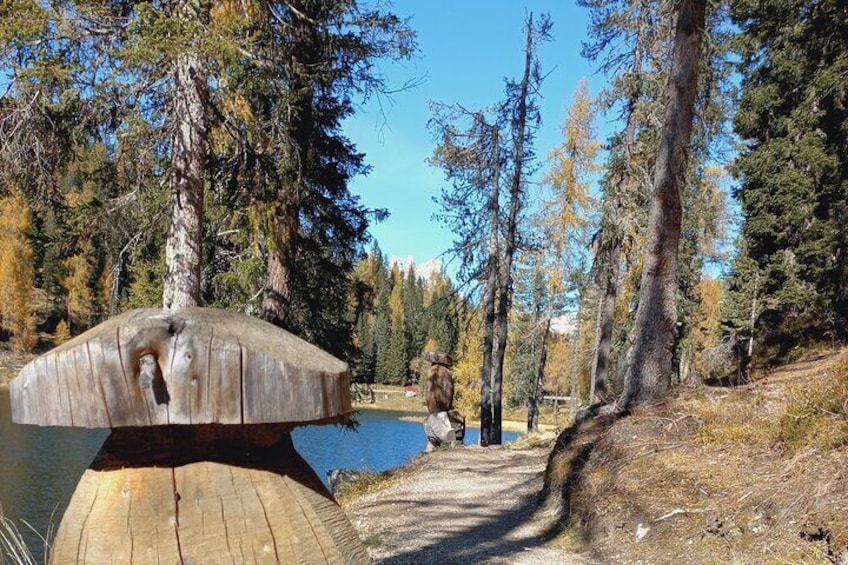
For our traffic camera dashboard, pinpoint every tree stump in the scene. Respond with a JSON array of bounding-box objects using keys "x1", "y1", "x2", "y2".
[{"x1": 9, "y1": 308, "x2": 369, "y2": 564}]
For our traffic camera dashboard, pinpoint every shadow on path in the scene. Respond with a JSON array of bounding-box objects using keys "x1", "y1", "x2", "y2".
[{"x1": 378, "y1": 471, "x2": 550, "y2": 565}]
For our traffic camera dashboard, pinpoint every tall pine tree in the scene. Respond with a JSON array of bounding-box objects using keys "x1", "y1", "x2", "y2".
[{"x1": 730, "y1": 0, "x2": 848, "y2": 345}]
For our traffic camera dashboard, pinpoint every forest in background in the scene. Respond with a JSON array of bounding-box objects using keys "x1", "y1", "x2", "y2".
[{"x1": 0, "y1": 1, "x2": 846, "y2": 440}]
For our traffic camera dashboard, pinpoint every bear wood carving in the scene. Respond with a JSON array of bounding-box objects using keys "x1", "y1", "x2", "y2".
[{"x1": 425, "y1": 362, "x2": 454, "y2": 414}]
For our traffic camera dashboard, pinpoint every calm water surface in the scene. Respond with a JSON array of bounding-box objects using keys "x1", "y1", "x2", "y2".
[{"x1": 0, "y1": 390, "x2": 517, "y2": 551}]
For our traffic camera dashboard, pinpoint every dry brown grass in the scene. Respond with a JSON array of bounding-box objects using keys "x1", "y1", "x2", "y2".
[
  {"x1": 334, "y1": 469, "x2": 398, "y2": 503},
  {"x1": 776, "y1": 355, "x2": 848, "y2": 452},
  {"x1": 545, "y1": 348, "x2": 848, "y2": 564},
  {"x1": 0, "y1": 511, "x2": 46, "y2": 565}
]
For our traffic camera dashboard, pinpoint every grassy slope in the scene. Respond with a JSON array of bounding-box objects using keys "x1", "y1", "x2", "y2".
[{"x1": 544, "y1": 348, "x2": 848, "y2": 564}]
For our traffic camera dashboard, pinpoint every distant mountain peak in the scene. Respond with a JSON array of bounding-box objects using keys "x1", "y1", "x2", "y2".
[{"x1": 389, "y1": 256, "x2": 443, "y2": 280}]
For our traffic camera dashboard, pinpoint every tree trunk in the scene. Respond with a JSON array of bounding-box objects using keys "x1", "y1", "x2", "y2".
[
  {"x1": 163, "y1": 0, "x2": 209, "y2": 311},
  {"x1": 569, "y1": 286, "x2": 587, "y2": 415},
  {"x1": 491, "y1": 15, "x2": 535, "y2": 445},
  {"x1": 50, "y1": 430, "x2": 369, "y2": 564},
  {"x1": 263, "y1": 188, "x2": 300, "y2": 329},
  {"x1": 528, "y1": 314, "x2": 551, "y2": 433},
  {"x1": 479, "y1": 123, "x2": 500, "y2": 447},
  {"x1": 110, "y1": 249, "x2": 126, "y2": 317},
  {"x1": 590, "y1": 11, "x2": 647, "y2": 400},
  {"x1": 619, "y1": 0, "x2": 707, "y2": 408},
  {"x1": 592, "y1": 242, "x2": 620, "y2": 401},
  {"x1": 589, "y1": 290, "x2": 602, "y2": 402},
  {"x1": 263, "y1": 245, "x2": 292, "y2": 327},
  {"x1": 262, "y1": 6, "x2": 316, "y2": 329},
  {"x1": 743, "y1": 271, "x2": 759, "y2": 380}
]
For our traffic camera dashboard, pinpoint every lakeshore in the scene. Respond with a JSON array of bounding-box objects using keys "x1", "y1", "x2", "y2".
[{"x1": 353, "y1": 385, "x2": 564, "y2": 433}]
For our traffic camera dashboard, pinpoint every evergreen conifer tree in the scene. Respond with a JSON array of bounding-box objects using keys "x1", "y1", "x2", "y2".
[{"x1": 730, "y1": 0, "x2": 848, "y2": 343}]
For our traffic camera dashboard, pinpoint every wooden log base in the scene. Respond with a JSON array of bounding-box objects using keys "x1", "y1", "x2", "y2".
[{"x1": 50, "y1": 431, "x2": 369, "y2": 564}]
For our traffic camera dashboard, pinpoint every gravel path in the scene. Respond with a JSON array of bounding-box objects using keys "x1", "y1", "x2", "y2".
[{"x1": 342, "y1": 444, "x2": 595, "y2": 565}]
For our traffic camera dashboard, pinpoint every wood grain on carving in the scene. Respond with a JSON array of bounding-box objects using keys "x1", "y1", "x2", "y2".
[
  {"x1": 49, "y1": 459, "x2": 369, "y2": 564},
  {"x1": 10, "y1": 308, "x2": 352, "y2": 427}
]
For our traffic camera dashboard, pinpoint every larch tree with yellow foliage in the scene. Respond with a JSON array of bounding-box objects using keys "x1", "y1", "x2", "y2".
[
  {"x1": 0, "y1": 192, "x2": 37, "y2": 352},
  {"x1": 542, "y1": 79, "x2": 600, "y2": 412},
  {"x1": 508, "y1": 79, "x2": 600, "y2": 430},
  {"x1": 688, "y1": 278, "x2": 724, "y2": 379},
  {"x1": 63, "y1": 246, "x2": 96, "y2": 332}
]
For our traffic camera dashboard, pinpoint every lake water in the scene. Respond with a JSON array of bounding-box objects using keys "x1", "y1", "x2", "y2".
[{"x1": 0, "y1": 390, "x2": 518, "y2": 552}]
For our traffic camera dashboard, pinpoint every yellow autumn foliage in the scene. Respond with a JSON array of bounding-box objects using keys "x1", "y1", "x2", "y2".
[
  {"x1": 0, "y1": 190, "x2": 37, "y2": 352},
  {"x1": 54, "y1": 319, "x2": 71, "y2": 345},
  {"x1": 691, "y1": 277, "x2": 724, "y2": 375},
  {"x1": 98, "y1": 266, "x2": 114, "y2": 318},
  {"x1": 543, "y1": 78, "x2": 601, "y2": 238},
  {"x1": 544, "y1": 334, "x2": 573, "y2": 396},
  {"x1": 63, "y1": 248, "x2": 95, "y2": 328},
  {"x1": 452, "y1": 309, "x2": 483, "y2": 419}
]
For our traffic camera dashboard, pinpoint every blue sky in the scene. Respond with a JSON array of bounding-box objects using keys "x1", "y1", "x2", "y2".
[{"x1": 343, "y1": 1, "x2": 610, "y2": 270}]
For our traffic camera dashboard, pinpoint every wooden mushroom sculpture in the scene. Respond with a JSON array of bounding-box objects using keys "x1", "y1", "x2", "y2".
[{"x1": 9, "y1": 307, "x2": 369, "y2": 564}]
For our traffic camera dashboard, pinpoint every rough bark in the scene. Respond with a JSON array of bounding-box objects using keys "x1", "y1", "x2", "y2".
[
  {"x1": 491, "y1": 17, "x2": 535, "y2": 445},
  {"x1": 619, "y1": 0, "x2": 707, "y2": 408},
  {"x1": 262, "y1": 5, "x2": 316, "y2": 329},
  {"x1": 589, "y1": 288, "x2": 602, "y2": 401},
  {"x1": 163, "y1": 0, "x2": 209, "y2": 311},
  {"x1": 590, "y1": 9, "x2": 649, "y2": 400},
  {"x1": 527, "y1": 315, "x2": 551, "y2": 433},
  {"x1": 479, "y1": 123, "x2": 500, "y2": 447},
  {"x1": 592, "y1": 243, "x2": 620, "y2": 401}
]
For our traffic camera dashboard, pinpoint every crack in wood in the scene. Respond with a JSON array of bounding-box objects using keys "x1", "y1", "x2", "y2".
[
  {"x1": 172, "y1": 468, "x2": 185, "y2": 565},
  {"x1": 117, "y1": 326, "x2": 152, "y2": 425},
  {"x1": 167, "y1": 331, "x2": 182, "y2": 424},
  {"x1": 205, "y1": 329, "x2": 213, "y2": 424},
  {"x1": 76, "y1": 480, "x2": 101, "y2": 564},
  {"x1": 126, "y1": 488, "x2": 133, "y2": 563},
  {"x1": 55, "y1": 353, "x2": 75, "y2": 426},
  {"x1": 247, "y1": 471, "x2": 280, "y2": 563},
  {"x1": 219, "y1": 497, "x2": 235, "y2": 564},
  {"x1": 238, "y1": 340, "x2": 244, "y2": 425}
]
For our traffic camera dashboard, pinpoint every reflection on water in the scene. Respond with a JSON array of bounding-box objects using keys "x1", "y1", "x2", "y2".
[
  {"x1": 0, "y1": 390, "x2": 107, "y2": 551},
  {"x1": 0, "y1": 390, "x2": 517, "y2": 552}
]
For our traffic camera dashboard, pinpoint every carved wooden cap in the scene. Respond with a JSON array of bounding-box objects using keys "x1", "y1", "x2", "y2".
[
  {"x1": 10, "y1": 308, "x2": 352, "y2": 428},
  {"x1": 424, "y1": 351, "x2": 453, "y2": 367}
]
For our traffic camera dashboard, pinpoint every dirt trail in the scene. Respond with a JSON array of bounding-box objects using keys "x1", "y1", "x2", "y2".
[{"x1": 342, "y1": 444, "x2": 595, "y2": 565}]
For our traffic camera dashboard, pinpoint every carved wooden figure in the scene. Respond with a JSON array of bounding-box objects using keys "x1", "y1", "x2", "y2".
[
  {"x1": 9, "y1": 307, "x2": 369, "y2": 564},
  {"x1": 425, "y1": 363, "x2": 454, "y2": 414},
  {"x1": 422, "y1": 352, "x2": 464, "y2": 448},
  {"x1": 423, "y1": 351, "x2": 454, "y2": 415}
]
